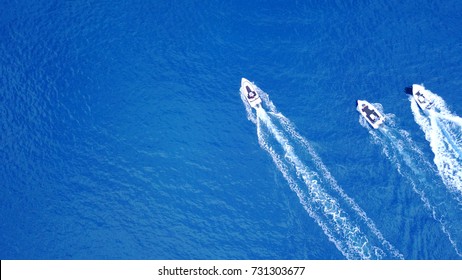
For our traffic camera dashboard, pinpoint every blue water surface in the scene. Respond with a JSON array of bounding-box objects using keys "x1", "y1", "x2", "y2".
[{"x1": 1, "y1": 0, "x2": 462, "y2": 259}]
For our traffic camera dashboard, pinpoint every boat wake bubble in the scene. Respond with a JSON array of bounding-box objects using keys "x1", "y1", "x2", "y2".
[
  {"x1": 409, "y1": 88, "x2": 462, "y2": 197},
  {"x1": 242, "y1": 83, "x2": 403, "y2": 259},
  {"x1": 360, "y1": 107, "x2": 462, "y2": 257}
]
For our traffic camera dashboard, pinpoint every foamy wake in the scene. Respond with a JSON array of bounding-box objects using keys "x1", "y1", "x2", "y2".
[
  {"x1": 359, "y1": 110, "x2": 462, "y2": 257},
  {"x1": 409, "y1": 88, "x2": 462, "y2": 196},
  {"x1": 241, "y1": 83, "x2": 403, "y2": 259}
]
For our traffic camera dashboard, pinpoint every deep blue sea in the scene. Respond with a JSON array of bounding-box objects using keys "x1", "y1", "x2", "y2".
[{"x1": 2, "y1": 0, "x2": 462, "y2": 260}]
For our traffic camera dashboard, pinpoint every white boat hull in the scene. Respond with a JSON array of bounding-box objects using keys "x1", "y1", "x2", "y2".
[
  {"x1": 356, "y1": 100, "x2": 385, "y2": 129},
  {"x1": 412, "y1": 84, "x2": 434, "y2": 111},
  {"x1": 240, "y1": 78, "x2": 262, "y2": 109}
]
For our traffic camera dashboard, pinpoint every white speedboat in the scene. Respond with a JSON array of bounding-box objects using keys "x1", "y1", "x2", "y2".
[
  {"x1": 356, "y1": 100, "x2": 385, "y2": 129},
  {"x1": 240, "y1": 78, "x2": 262, "y2": 109},
  {"x1": 411, "y1": 84, "x2": 434, "y2": 111}
]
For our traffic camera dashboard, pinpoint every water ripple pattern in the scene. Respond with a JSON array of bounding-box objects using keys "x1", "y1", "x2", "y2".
[
  {"x1": 2, "y1": 0, "x2": 462, "y2": 260},
  {"x1": 409, "y1": 86, "x2": 462, "y2": 197},
  {"x1": 359, "y1": 104, "x2": 462, "y2": 257},
  {"x1": 242, "y1": 82, "x2": 403, "y2": 259}
]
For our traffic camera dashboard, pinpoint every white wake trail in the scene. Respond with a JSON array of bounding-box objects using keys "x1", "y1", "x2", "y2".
[
  {"x1": 241, "y1": 82, "x2": 404, "y2": 259},
  {"x1": 375, "y1": 123, "x2": 462, "y2": 257},
  {"x1": 256, "y1": 107, "x2": 386, "y2": 259},
  {"x1": 256, "y1": 118, "x2": 343, "y2": 256},
  {"x1": 267, "y1": 109, "x2": 403, "y2": 259},
  {"x1": 410, "y1": 94, "x2": 462, "y2": 196},
  {"x1": 430, "y1": 111, "x2": 462, "y2": 159},
  {"x1": 358, "y1": 102, "x2": 462, "y2": 257}
]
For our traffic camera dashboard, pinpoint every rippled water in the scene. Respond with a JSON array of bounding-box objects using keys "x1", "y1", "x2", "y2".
[{"x1": 1, "y1": 0, "x2": 462, "y2": 259}]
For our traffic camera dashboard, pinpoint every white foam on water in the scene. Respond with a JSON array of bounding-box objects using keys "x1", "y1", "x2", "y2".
[
  {"x1": 431, "y1": 111, "x2": 462, "y2": 158},
  {"x1": 360, "y1": 103, "x2": 462, "y2": 257},
  {"x1": 240, "y1": 85, "x2": 403, "y2": 259},
  {"x1": 256, "y1": 107, "x2": 384, "y2": 259},
  {"x1": 256, "y1": 118, "x2": 345, "y2": 257},
  {"x1": 409, "y1": 94, "x2": 462, "y2": 196},
  {"x1": 268, "y1": 109, "x2": 402, "y2": 259},
  {"x1": 434, "y1": 111, "x2": 462, "y2": 127}
]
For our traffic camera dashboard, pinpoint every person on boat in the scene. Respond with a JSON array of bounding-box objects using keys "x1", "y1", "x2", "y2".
[
  {"x1": 246, "y1": 86, "x2": 256, "y2": 99},
  {"x1": 362, "y1": 105, "x2": 379, "y2": 123}
]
